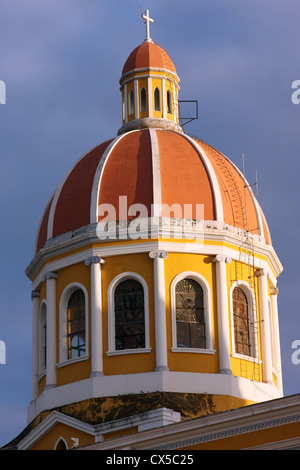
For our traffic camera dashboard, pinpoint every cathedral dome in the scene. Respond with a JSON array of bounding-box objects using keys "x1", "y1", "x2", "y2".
[
  {"x1": 122, "y1": 41, "x2": 177, "y2": 77},
  {"x1": 35, "y1": 128, "x2": 271, "y2": 254}
]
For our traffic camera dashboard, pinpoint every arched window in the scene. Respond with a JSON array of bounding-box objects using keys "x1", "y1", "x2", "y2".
[
  {"x1": 67, "y1": 289, "x2": 86, "y2": 359},
  {"x1": 154, "y1": 87, "x2": 161, "y2": 111},
  {"x1": 54, "y1": 437, "x2": 68, "y2": 450},
  {"x1": 128, "y1": 90, "x2": 134, "y2": 115},
  {"x1": 175, "y1": 279, "x2": 206, "y2": 349},
  {"x1": 114, "y1": 279, "x2": 145, "y2": 350},
  {"x1": 140, "y1": 87, "x2": 147, "y2": 112},
  {"x1": 39, "y1": 302, "x2": 47, "y2": 374},
  {"x1": 232, "y1": 286, "x2": 255, "y2": 357},
  {"x1": 167, "y1": 89, "x2": 172, "y2": 114}
]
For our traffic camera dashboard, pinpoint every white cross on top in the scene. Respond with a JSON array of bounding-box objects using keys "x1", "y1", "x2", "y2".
[{"x1": 142, "y1": 9, "x2": 154, "y2": 42}]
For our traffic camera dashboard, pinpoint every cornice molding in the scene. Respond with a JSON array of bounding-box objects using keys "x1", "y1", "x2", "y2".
[{"x1": 26, "y1": 219, "x2": 283, "y2": 284}]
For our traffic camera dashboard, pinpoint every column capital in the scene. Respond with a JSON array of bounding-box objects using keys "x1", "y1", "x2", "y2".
[
  {"x1": 85, "y1": 256, "x2": 105, "y2": 266},
  {"x1": 212, "y1": 254, "x2": 232, "y2": 264},
  {"x1": 42, "y1": 271, "x2": 58, "y2": 282},
  {"x1": 149, "y1": 250, "x2": 168, "y2": 259},
  {"x1": 255, "y1": 268, "x2": 269, "y2": 277},
  {"x1": 270, "y1": 287, "x2": 279, "y2": 295},
  {"x1": 31, "y1": 290, "x2": 40, "y2": 300}
]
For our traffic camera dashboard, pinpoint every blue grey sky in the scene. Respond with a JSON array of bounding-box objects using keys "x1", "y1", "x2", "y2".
[{"x1": 0, "y1": 0, "x2": 299, "y2": 447}]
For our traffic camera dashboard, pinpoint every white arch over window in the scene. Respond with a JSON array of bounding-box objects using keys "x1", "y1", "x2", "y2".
[
  {"x1": 59, "y1": 283, "x2": 89, "y2": 364},
  {"x1": 107, "y1": 272, "x2": 151, "y2": 355},
  {"x1": 39, "y1": 300, "x2": 47, "y2": 375},
  {"x1": 171, "y1": 271, "x2": 214, "y2": 353},
  {"x1": 54, "y1": 436, "x2": 68, "y2": 450},
  {"x1": 229, "y1": 280, "x2": 259, "y2": 361}
]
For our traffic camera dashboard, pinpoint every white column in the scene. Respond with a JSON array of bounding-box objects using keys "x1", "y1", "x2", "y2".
[
  {"x1": 255, "y1": 268, "x2": 273, "y2": 385},
  {"x1": 85, "y1": 256, "x2": 105, "y2": 377},
  {"x1": 42, "y1": 271, "x2": 58, "y2": 390},
  {"x1": 270, "y1": 286, "x2": 282, "y2": 393},
  {"x1": 173, "y1": 82, "x2": 177, "y2": 123},
  {"x1": 212, "y1": 255, "x2": 232, "y2": 375},
  {"x1": 124, "y1": 83, "x2": 128, "y2": 123},
  {"x1": 162, "y1": 78, "x2": 166, "y2": 119},
  {"x1": 149, "y1": 250, "x2": 169, "y2": 371},
  {"x1": 31, "y1": 290, "x2": 40, "y2": 401}
]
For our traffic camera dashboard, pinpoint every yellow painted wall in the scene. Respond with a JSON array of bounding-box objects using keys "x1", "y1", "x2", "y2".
[
  {"x1": 35, "y1": 238, "x2": 279, "y2": 393},
  {"x1": 152, "y1": 78, "x2": 162, "y2": 118},
  {"x1": 164, "y1": 252, "x2": 219, "y2": 373},
  {"x1": 102, "y1": 252, "x2": 156, "y2": 375}
]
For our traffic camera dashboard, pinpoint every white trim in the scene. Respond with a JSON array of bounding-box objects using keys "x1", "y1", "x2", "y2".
[
  {"x1": 148, "y1": 77, "x2": 153, "y2": 117},
  {"x1": 162, "y1": 78, "x2": 166, "y2": 118},
  {"x1": 58, "y1": 282, "x2": 89, "y2": 364},
  {"x1": 120, "y1": 67, "x2": 180, "y2": 84},
  {"x1": 170, "y1": 271, "x2": 213, "y2": 352},
  {"x1": 124, "y1": 83, "x2": 128, "y2": 123},
  {"x1": 54, "y1": 436, "x2": 68, "y2": 450},
  {"x1": 107, "y1": 272, "x2": 150, "y2": 354},
  {"x1": 229, "y1": 280, "x2": 259, "y2": 361},
  {"x1": 30, "y1": 237, "x2": 280, "y2": 292},
  {"x1": 149, "y1": 129, "x2": 162, "y2": 219},
  {"x1": 90, "y1": 133, "x2": 127, "y2": 224},
  {"x1": 182, "y1": 135, "x2": 224, "y2": 222},
  {"x1": 27, "y1": 370, "x2": 282, "y2": 425}
]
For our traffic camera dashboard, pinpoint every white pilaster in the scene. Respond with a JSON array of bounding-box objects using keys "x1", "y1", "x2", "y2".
[
  {"x1": 85, "y1": 256, "x2": 105, "y2": 377},
  {"x1": 42, "y1": 272, "x2": 58, "y2": 390},
  {"x1": 270, "y1": 286, "x2": 282, "y2": 393},
  {"x1": 212, "y1": 255, "x2": 232, "y2": 375},
  {"x1": 31, "y1": 290, "x2": 40, "y2": 401},
  {"x1": 124, "y1": 83, "x2": 128, "y2": 124},
  {"x1": 255, "y1": 268, "x2": 273, "y2": 385},
  {"x1": 162, "y1": 78, "x2": 166, "y2": 119},
  {"x1": 149, "y1": 250, "x2": 169, "y2": 371}
]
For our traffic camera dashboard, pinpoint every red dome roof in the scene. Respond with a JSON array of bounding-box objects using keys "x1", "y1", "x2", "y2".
[
  {"x1": 122, "y1": 41, "x2": 177, "y2": 77},
  {"x1": 35, "y1": 129, "x2": 271, "y2": 254}
]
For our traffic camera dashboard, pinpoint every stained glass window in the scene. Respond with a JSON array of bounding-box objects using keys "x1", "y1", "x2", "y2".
[
  {"x1": 114, "y1": 280, "x2": 145, "y2": 350},
  {"x1": 67, "y1": 289, "x2": 86, "y2": 359},
  {"x1": 175, "y1": 279, "x2": 205, "y2": 349},
  {"x1": 233, "y1": 287, "x2": 252, "y2": 357}
]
